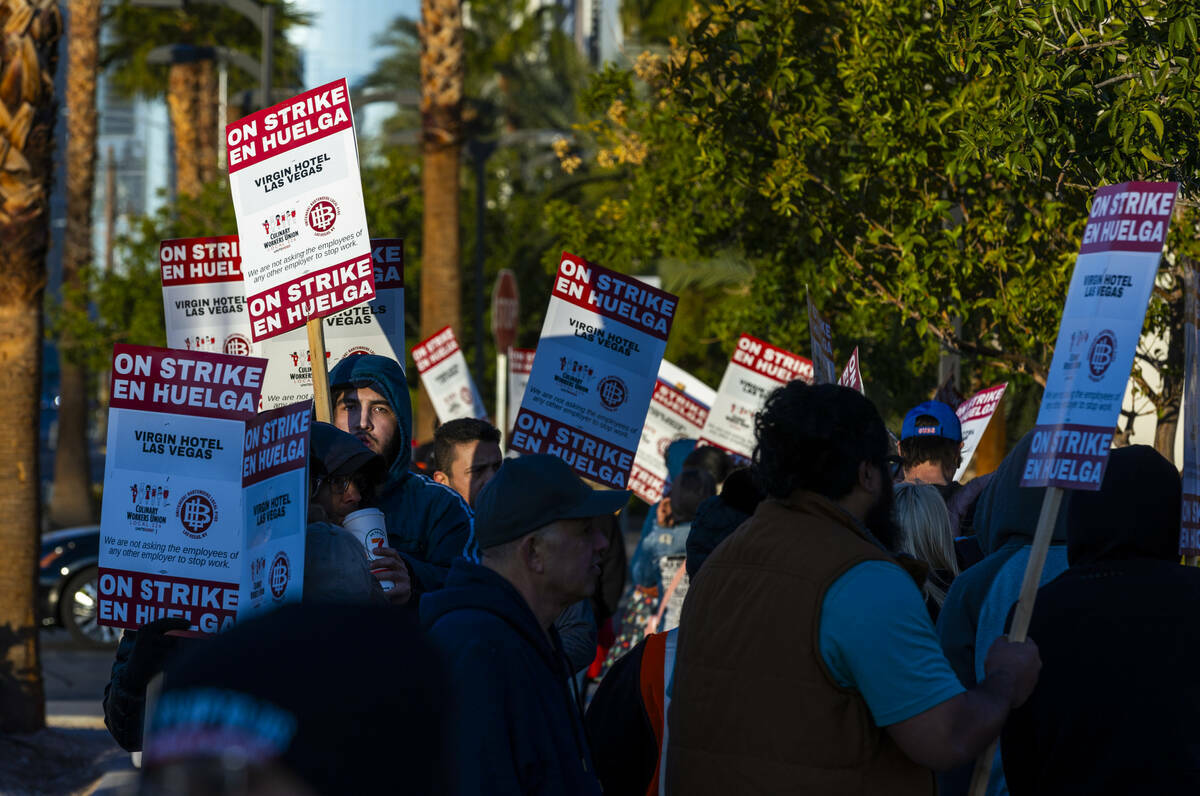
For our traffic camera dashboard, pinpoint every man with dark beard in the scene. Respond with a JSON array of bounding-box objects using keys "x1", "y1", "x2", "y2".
[{"x1": 665, "y1": 383, "x2": 1042, "y2": 795}]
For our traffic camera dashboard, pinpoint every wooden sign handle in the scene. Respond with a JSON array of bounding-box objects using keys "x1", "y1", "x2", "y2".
[
  {"x1": 967, "y1": 486, "x2": 1064, "y2": 796},
  {"x1": 307, "y1": 318, "x2": 332, "y2": 423}
]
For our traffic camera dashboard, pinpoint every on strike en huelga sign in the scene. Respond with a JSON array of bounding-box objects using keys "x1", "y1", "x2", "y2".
[
  {"x1": 629, "y1": 380, "x2": 710, "y2": 504},
  {"x1": 1022, "y1": 181, "x2": 1179, "y2": 490},
  {"x1": 657, "y1": 359, "x2": 717, "y2": 408},
  {"x1": 508, "y1": 347, "x2": 536, "y2": 434},
  {"x1": 226, "y1": 78, "x2": 375, "y2": 341},
  {"x1": 97, "y1": 345, "x2": 309, "y2": 636},
  {"x1": 160, "y1": 236, "x2": 406, "y2": 408},
  {"x1": 412, "y1": 326, "x2": 488, "y2": 423},
  {"x1": 698, "y1": 334, "x2": 813, "y2": 463},
  {"x1": 509, "y1": 252, "x2": 678, "y2": 489},
  {"x1": 953, "y1": 383, "x2": 1007, "y2": 482},
  {"x1": 1180, "y1": 265, "x2": 1200, "y2": 555},
  {"x1": 807, "y1": 293, "x2": 837, "y2": 384},
  {"x1": 838, "y1": 347, "x2": 864, "y2": 394}
]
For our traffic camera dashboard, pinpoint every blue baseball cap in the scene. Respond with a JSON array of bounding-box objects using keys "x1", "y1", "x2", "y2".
[
  {"x1": 900, "y1": 400, "x2": 962, "y2": 442},
  {"x1": 473, "y1": 455, "x2": 631, "y2": 549}
]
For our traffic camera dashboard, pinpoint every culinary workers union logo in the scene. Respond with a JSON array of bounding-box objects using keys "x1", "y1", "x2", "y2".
[
  {"x1": 223, "y1": 334, "x2": 251, "y2": 356},
  {"x1": 269, "y1": 552, "x2": 291, "y2": 600},
  {"x1": 177, "y1": 490, "x2": 217, "y2": 538},
  {"x1": 598, "y1": 375, "x2": 628, "y2": 411},
  {"x1": 306, "y1": 196, "x2": 339, "y2": 235},
  {"x1": 1087, "y1": 329, "x2": 1118, "y2": 382}
]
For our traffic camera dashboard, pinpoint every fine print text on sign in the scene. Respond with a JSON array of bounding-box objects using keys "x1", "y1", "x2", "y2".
[
  {"x1": 509, "y1": 252, "x2": 678, "y2": 489},
  {"x1": 1022, "y1": 181, "x2": 1179, "y2": 490},
  {"x1": 953, "y1": 383, "x2": 1007, "y2": 482},
  {"x1": 629, "y1": 380, "x2": 711, "y2": 504},
  {"x1": 98, "y1": 345, "x2": 307, "y2": 636},
  {"x1": 698, "y1": 334, "x2": 813, "y2": 463},
  {"x1": 226, "y1": 79, "x2": 374, "y2": 340},
  {"x1": 412, "y1": 326, "x2": 488, "y2": 424}
]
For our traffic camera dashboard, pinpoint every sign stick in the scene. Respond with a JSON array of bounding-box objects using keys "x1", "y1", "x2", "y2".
[
  {"x1": 307, "y1": 318, "x2": 332, "y2": 423},
  {"x1": 967, "y1": 485, "x2": 1065, "y2": 796},
  {"x1": 496, "y1": 350, "x2": 508, "y2": 451}
]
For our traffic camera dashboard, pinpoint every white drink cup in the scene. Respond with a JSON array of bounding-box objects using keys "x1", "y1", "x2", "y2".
[{"x1": 342, "y1": 508, "x2": 392, "y2": 591}]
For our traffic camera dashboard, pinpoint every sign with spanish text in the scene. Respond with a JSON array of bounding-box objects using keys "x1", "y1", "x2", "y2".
[
  {"x1": 97, "y1": 345, "x2": 309, "y2": 636},
  {"x1": 629, "y1": 380, "x2": 710, "y2": 504},
  {"x1": 1181, "y1": 264, "x2": 1200, "y2": 555},
  {"x1": 1022, "y1": 181, "x2": 1178, "y2": 490},
  {"x1": 953, "y1": 383, "x2": 1007, "y2": 482},
  {"x1": 698, "y1": 334, "x2": 813, "y2": 463},
  {"x1": 807, "y1": 294, "x2": 837, "y2": 384},
  {"x1": 838, "y1": 347, "x2": 864, "y2": 394},
  {"x1": 508, "y1": 347, "x2": 535, "y2": 434},
  {"x1": 413, "y1": 326, "x2": 488, "y2": 424},
  {"x1": 258, "y1": 239, "x2": 405, "y2": 407},
  {"x1": 161, "y1": 236, "x2": 405, "y2": 409},
  {"x1": 509, "y1": 253, "x2": 678, "y2": 488},
  {"x1": 657, "y1": 359, "x2": 716, "y2": 409},
  {"x1": 226, "y1": 78, "x2": 374, "y2": 341}
]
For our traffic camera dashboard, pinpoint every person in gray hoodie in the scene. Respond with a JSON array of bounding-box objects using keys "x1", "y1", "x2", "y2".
[{"x1": 935, "y1": 431, "x2": 1069, "y2": 796}]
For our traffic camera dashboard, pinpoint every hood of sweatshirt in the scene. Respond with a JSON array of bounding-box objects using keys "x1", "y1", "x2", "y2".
[{"x1": 972, "y1": 431, "x2": 1070, "y2": 556}]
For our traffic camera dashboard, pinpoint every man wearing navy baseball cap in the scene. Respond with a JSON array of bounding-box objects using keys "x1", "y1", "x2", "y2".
[{"x1": 420, "y1": 454, "x2": 624, "y2": 796}]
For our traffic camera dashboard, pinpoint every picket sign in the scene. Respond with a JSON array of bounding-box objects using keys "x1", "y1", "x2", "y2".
[
  {"x1": 807, "y1": 290, "x2": 837, "y2": 385},
  {"x1": 1181, "y1": 262, "x2": 1200, "y2": 556},
  {"x1": 225, "y1": 78, "x2": 374, "y2": 423},
  {"x1": 967, "y1": 180, "x2": 1179, "y2": 796},
  {"x1": 837, "y1": 347, "x2": 863, "y2": 393}
]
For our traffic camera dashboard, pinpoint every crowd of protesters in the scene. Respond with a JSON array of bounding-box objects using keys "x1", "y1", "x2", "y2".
[{"x1": 100, "y1": 353, "x2": 1198, "y2": 794}]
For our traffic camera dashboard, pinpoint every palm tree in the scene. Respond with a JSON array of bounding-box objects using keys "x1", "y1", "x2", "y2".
[
  {"x1": 417, "y1": 0, "x2": 465, "y2": 442},
  {"x1": 49, "y1": 0, "x2": 102, "y2": 530},
  {"x1": 0, "y1": 0, "x2": 61, "y2": 734},
  {"x1": 103, "y1": 0, "x2": 307, "y2": 197}
]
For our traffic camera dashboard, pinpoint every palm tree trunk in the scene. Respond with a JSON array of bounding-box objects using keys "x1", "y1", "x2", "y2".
[
  {"x1": 50, "y1": 0, "x2": 101, "y2": 529},
  {"x1": 418, "y1": 0, "x2": 464, "y2": 442},
  {"x1": 195, "y1": 57, "x2": 218, "y2": 186},
  {"x1": 0, "y1": 0, "x2": 62, "y2": 734},
  {"x1": 166, "y1": 60, "x2": 204, "y2": 197}
]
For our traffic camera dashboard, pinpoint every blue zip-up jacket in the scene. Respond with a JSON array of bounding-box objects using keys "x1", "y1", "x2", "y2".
[
  {"x1": 421, "y1": 559, "x2": 603, "y2": 796},
  {"x1": 936, "y1": 431, "x2": 1070, "y2": 796},
  {"x1": 327, "y1": 354, "x2": 473, "y2": 592}
]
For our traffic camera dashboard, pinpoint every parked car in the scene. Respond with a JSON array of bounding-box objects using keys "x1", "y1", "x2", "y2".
[{"x1": 38, "y1": 525, "x2": 120, "y2": 648}]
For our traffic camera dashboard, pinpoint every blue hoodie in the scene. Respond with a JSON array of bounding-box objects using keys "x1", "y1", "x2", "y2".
[
  {"x1": 327, "y1": 354, "x2": 473, "y2": 592},
  {"x1": 421, "y1": 559, "x2": 602, "y2": 796},
  {"x1": 935, "y1": 431, "x2": 1070, "y2": 796}
]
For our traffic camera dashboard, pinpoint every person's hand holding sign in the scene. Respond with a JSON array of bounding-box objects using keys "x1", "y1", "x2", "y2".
[{"x1": 370, "y1": 546, "x2": 412, "y2": 605}]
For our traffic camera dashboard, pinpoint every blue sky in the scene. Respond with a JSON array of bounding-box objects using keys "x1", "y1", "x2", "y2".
[{"x1": 291, "y1": 0, "x2": 418, "y2": 89}]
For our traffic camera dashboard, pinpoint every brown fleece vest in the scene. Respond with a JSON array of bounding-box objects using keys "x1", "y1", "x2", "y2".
[{"x1": 665, "y1": 492, "x2": 933, "y2": 795}]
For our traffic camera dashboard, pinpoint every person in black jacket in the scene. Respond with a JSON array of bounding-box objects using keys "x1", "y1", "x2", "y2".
[
  {"x1": 1001, "y1": 444, "x2": 1200, "y2": 794},
  {"x1": 420, "y1": 454, "x2": 627, "y2": 795}
]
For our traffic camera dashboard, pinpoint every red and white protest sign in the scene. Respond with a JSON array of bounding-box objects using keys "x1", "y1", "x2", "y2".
[
  {"x1": 1022, "y1": 181, "x2": 1178, "y2": 490},
  {"x1": 161, "y1": 236, "x2": 406, "y2": 408},
  {"x1": 953, "y1": 383, "x2": 1007, "y2": 482},
  {"x1": 226, "y1": 79, "x2": 374, "y2": 341},
  {"x1": 98, "y1": 345, "x2": 308, "y2": 635},
  {"x1": 492, "y1": 269, "x2": 520, "y2": 353},
  {"x1": 838, "y1": 347, "x2": 864, "y2": 394},
  {"x1": 698, "y1": 334, "x2": 813, "y2": 463},
  {"x1": 508, "y1": 347, "x2": 535, "y2": 434},
  {"x1": 807, "y1": 293, "x2": 837, "y2": 384},
  {"x1": 509, "y1": 252, "x2": 677, "y2": 488},
  {"x1": 413, "y1": 326, "x2": 488, "y2": 424},
  {"x1": 629, "y1": 380, "x2": 710, "y2": 504},
  {"x1": 657, "y1": 359, "x2": 716, "y2": 408},
  {"x1": 1181, "y1": 265, "x2": 1200, "y2": 555}
]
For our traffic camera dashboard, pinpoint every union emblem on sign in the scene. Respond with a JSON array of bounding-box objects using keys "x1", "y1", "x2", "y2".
[
  {"x1": 269, "y1": 552, "x2": 291, "y2": 600},
  {"x1": 176, "y1": 490, "x2": 217, "y2": 539}
]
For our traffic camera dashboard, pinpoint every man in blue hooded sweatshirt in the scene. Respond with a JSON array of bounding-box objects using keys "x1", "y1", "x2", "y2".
[
  {"x1": 935, "y1": 431, "x2": 1070, "y2": 796},
  {"x1": 422, "y1": 454, "x2": 624, "y2": 795},
  {"x1": 328, "y1": 354, "x2": 473, "y2": 593}
]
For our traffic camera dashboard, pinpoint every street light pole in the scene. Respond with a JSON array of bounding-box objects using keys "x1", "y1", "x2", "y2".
[{"x1": 260, "y1": 3, "x2": 274, "y2": 110}]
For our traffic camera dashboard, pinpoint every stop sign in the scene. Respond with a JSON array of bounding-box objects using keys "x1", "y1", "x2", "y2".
[{"x1": 491, "y1": 269, "x2": 520, "y2": 353}]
